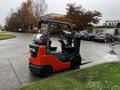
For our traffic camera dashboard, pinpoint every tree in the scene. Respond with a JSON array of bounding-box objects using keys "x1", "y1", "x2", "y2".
[
  {"x1": 66, "y1": 3, "x2": 102, "y2": 31},
  {"x1": 20, "y1": 0, "x2": 37, "y2": 30},
  {"x1": 32, "y1": 0, "x2": 47, "y2": 22},
  {"x1": 0, "y1": 24, "x2": 2, "y2": 30},
  {"x1": 5, "y1": 10, "x2": 20, "y2": 31},
  {"x1": 5, "y1": 0, "x2": 47, "y2": 32}
]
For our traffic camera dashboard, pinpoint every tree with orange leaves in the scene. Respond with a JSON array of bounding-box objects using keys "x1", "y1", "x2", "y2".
[
  {"x1": 20, "y1": 0, "x2": 37, "y2": 30},
  {"x1": 5, "y1": 0, "x2": 47, "y2": 32},
  {"x1": 66, "y1": 3, "x2": 102, "y2": 31}
]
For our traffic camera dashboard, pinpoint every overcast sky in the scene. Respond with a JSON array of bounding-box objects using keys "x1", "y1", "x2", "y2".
[{"x1": 0, "y1": 0, "x2": 120, "y2": 25}]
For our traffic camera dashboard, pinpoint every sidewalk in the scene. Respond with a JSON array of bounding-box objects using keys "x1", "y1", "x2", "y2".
[{"x1": 0, "y1": 30, "x2": 6, "y2": 33}]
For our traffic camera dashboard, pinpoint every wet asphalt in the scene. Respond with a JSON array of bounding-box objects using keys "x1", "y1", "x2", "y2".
[{"x1": 0, "y1": 32, "x2": 119, "y2": 90}]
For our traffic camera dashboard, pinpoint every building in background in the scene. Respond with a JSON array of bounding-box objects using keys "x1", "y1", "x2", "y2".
[
  {"x1": 93, "y1": 20, "x2": 120, "y2": 35},
  {"x1": 41, "y1": 13, "x2": 64, "y2": 20},
  {"x1": 103, "y1": 20, "x2": 120, "y2": 27}
]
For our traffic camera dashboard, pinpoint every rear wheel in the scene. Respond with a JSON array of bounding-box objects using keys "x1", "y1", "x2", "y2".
[
  {"x1": 40, "y1": 66, "x2": 53, "y2": 77},
  {"x1": 70, "y1": 56, "x2": 82, "y2": 69}
]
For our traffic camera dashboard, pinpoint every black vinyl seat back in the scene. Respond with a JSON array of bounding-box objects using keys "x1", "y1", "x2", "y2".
[
  {"x1": 66, "y1": 37, "x2": 72, "y2": 46},
  {"x1": 58, "y1": 40, "x2": 67, "y2": 53},
  {"x1": 49, "y1": 40, "x2": 57, "y2": 51},
  {"x1": 59, "y1": 39, "x2": 75, "y2": 54},
  {"x1": 59, "y1": 40, "x2": 66, "y2": 46}
]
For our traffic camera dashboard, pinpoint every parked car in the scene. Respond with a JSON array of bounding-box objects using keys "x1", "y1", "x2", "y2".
[
  {"x1": 18, "y1": 28, "x2": 23, "y2": 32},
  {"x1": 115, "y1": 35, "x2": 120, "y2": 41},
  {"x1": 82, "y1": 34, "x2": 89, "y2": 40},
  {"x1": 88, "y1": 33, "x2": 97, "y2": 41},
  {"x1": 75, "y1": 31, "x2": 88, "y2": 39},
  {"x1": 82, "y1": 33, "x2": 97, "y2": 41},
  {"x1": 94, "y1": 33, "x2": 115, "y2": 42}
]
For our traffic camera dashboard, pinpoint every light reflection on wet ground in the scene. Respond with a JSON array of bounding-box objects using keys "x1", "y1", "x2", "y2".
[{"x1": 81, "y1": 41, "x2": 119, "y2": 68}]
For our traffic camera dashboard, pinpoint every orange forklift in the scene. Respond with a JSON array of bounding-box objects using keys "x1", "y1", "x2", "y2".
[{"x1": 29, "y1": 20, "x2": 82, "y2": 76}]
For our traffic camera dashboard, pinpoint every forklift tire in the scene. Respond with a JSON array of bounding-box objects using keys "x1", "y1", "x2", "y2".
[
  {"x1": 40, "y1": 66, "x2": 53, "y2": 77},
  {"x1": 70, "y1": 57, "x2": 81, "y2": 69}
]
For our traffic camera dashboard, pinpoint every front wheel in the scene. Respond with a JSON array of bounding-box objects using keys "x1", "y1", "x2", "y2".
[{"x1": 70, "y1": 56, "x2": 82, "y2": 69}]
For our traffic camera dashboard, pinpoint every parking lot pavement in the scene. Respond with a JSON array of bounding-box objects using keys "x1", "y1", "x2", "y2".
[
  {"x1": 80, "y1": 41, "x2": 119, "y2": 68},
  {"x1": 0, "y1": 32, "x2": 36, "y2": 90},
  {"x1": 112, "y1": 43, "x2": 120, "y2": 59},
  {"x1": 0, "y1": 58, "x2": 20, "y2": 90},
  {"x1": 0, "y1": 32, "x2": 119, "y2": 90}
]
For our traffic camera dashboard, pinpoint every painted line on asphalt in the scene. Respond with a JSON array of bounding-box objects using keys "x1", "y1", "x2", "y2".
[{"x1": 8, "y1": 58, "x2": 22, "y2": 86}]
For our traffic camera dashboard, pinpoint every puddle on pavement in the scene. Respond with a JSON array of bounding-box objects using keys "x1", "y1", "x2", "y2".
[
  {"x1": 103, "y1": 54, "x2": 118, "y2": 61},
  {"x1": 81, "y1": 53, "x2": 119, "y2": 69},
  {"x1": 95, "y1": 52, "x2": 119, "y2": 64},
  {"x1": 108, "y1": 50, "x2": 116, "y2": 55}
]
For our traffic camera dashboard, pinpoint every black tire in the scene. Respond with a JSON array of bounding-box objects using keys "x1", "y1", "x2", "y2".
[
  {"x1": 70, "y1": 56, "x2": 82, "y2": 69},
  {"x1": 108, "y1": 39, "x2": 114, "y2": 43},
  {"x1": 91, "y1": 38, "x2": 94, "y2": 41},
  {"x1": 40, "y1": 66, "x2": 53, "y2": 77}
]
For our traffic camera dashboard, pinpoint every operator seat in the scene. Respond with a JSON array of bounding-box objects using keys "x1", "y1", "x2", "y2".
[
  {"x1": 58, "y1": 40, "x2": 75, "y2": 54},
  {"x1": 66, "y1": 37, "x2": 72, "y2": 46},
  {"x1": 49, "y1": 40, "x2": 57, "y2": 51},
  {"x1": 58, "y1": 40, "x2": 66, "y2": 53}
]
